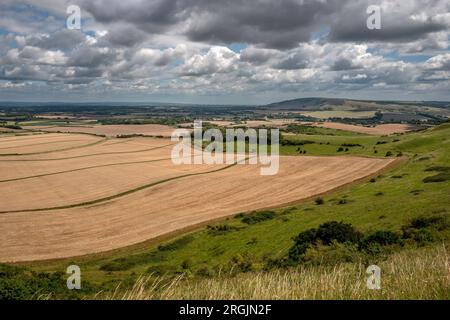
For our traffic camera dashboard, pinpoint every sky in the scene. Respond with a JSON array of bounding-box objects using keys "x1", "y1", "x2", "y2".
[{"x1": 0, "y1": 0, "x2": 449, "y2": 104}]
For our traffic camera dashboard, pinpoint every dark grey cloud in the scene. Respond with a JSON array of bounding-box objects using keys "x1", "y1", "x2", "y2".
[
  {"x1": 273, "y1": 52, "x2": 310, "y2": 70},
  {"x1": 331, "y1": 58, "x2": 360, "y2": 71},
  {"x1": 67, "y1": 46, "x2": 117, "y2": 68},
  {"x1": 328, "y1": 0, "x2": 449, "y2": 43},
  {"x1": 26, "y1": 30, "x2": 86, "y2": 51},
  {"x1": 79, "y1": 0, "x2": 341, "y2": 49},
  {"x1": 77, "y1": 0, "x2": 450, "y2": 50},
  {"x1": 100, "y1": 25, "x2": 149, "y2": 47}
]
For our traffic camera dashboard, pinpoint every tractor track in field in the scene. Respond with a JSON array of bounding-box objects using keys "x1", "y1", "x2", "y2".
[
  {"x1": 0, "y1": 142, "x2": 174, "y2": 161},
  {"x1": 0, "y1": 137, "x2": 108, "y2": 157},
  {"x1": 0, "y1": 161, "x2": 241, "y2": 215}
]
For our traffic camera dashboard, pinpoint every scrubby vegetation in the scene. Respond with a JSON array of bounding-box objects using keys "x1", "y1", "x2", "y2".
[
  {"x1": 240, "y1": 211, "x2": 277, "y2": 225},
  {"x1": 98, "y1": 243, "x2": 450, "y2": 300}
]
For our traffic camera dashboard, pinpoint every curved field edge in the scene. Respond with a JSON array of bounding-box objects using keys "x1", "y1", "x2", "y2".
[
  {"x1": 0, "y1": 161, "x2": 240, "y2": 214},
  {"x1": 0, "y1": 135, "x2": 107, "y2": 156},
  {"x1": 0, "y1": 142, "x2": 174, "y2": 162}
]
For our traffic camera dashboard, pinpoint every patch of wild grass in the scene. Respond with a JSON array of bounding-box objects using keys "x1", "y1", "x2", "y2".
[{"x1": 103, "y1": 244, "x2": 449, "y2": 300}]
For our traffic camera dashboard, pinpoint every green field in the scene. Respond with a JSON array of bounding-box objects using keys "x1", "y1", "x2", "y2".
[{"x1": 1, "y1": 123, "x2": 449, "y2": 299}]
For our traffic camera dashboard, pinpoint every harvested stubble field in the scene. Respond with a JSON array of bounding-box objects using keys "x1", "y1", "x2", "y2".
[
  {"x1": 0, "y1": 132, "x2": 396, "y2": 262},
  {"x1": 209, "y1": 119, "x2": 298, "y2": 128},
  {"x1": 31, "y1": 124, "x2": 178, "y2": 137},
  {"x1": 0, "y1": 133, "x2": 102, "y2": 155},
  {"x1": 309, "y1": 122, "x2": 413, "y2": 135}
]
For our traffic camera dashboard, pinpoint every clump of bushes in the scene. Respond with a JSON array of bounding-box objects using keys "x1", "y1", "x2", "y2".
[
  {"x1": 424, "y1": 166, "x2": 450, "y2": 172},
  {"x1": 359, "y1": 230, "x2": 402, "y2": 251},
  {"x1": 229, "y1": 253, "x2": 257, "y2": 273},
  {"x1": 285, "y1": 215, "x2": 449, "y2": 266},
  {"x1": 401, "y1": 215, "x2": 449, "y2": 245},
  {"x1": 315, "y1": 197, "x2": 325, "y2": 205},
  {"x1": 0, "y1": 264, "x2": 96, "y2": 299},
  {"x1": 281, "y1": 139, "x2": 315, "y2": 146},
  {"x1": 158, "y1": 235, "x2": 194, "y2": 252},
  {"x1": 241, "y1": 211, "x2": 276, "y2": 225},
  {"x1": 100, "y1": 251, "x2": 167, "y2": 271},
  {"x1": 207, "y1": 224, "x2": 240, "y2": 235},
  {"x1": 0, "y1": 125, "x2": 22, "y2": 130},
  {"x1": 341, "y1": 143, "x2": 362, "y2": 147},
  {"x1": 146, "y1": 264, "x2": 178, "y2": 276},
  {"x1": 423, "y1": 172, "x2": 450, "y2": 183},
  {"x1": 423, "y1": 165, "x2": 450, "y2": 183},
  {"x1": 407, "y1": 215, "x2": 449, "y2": 231},
  {"x1": 288, "y1": 221, "x2": 363, "y2": 263}
]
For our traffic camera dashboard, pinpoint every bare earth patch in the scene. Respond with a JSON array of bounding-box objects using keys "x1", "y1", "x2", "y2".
[{"x1": 0, "y1": 135, "x2": 395, "y2": 262}]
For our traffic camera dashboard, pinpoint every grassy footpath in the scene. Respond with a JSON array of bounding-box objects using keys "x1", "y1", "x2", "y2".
[{"x1": 1, "y1": 123, "x2": 449, "y2": 299}]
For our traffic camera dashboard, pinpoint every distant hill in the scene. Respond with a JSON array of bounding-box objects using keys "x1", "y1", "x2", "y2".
[
  {"x1": 263, "y1": 97, "x2": 450, "y2": 122},
  {"x1": 265, "y1": 97, "x2": 347, "y2": 110},
  {"x1": 265, "y1": 97, "x2": 450, "y2": 111}
]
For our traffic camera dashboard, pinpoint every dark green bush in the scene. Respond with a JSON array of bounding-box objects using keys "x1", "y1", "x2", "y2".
[
  {"x1": 100, "y1": 251, "x2": 167, "y2": 271},
  {"x1": 241, "y1": 211, "x2": 276, "y2": 225},
  {"x1": 158, "y1": 235, "x2": 194, "y2": 252},
  {"x1": 423, "y1": 172, "x2": 450, "y2": 183},
  {"x1": 315, "y1": 197, "x2": 325, "y2": 205},
  {"x1": 403, "y1": 228, "x2": 434, "y2": 245},
  {"x1": 341, "y1": 143, "x2": 362, "y2": 147},
  {"x1": 207, "y1": 224, "x2": 240, "y2": 235},
  {"x1": 424, "y1": 166, "x2": 450, "y2": 172},
  {"x1": 359, "y1": 230, "x2": 402, "y2": 250},
  {"x1": 195, "y1": 266, "x2": 215, "y2": 277},
  {"x1": 288, "y1": 221, "x2": 362, "y2": 263},
  {"x1": 408, "y1": 215, "x2": 449, "y2": 231},
  {"x1": 0, "y1": 264, "x2": 96, "y2": 299},
  {"x1": 315, "y1": 221, "x2": 363, "y2": 245}
]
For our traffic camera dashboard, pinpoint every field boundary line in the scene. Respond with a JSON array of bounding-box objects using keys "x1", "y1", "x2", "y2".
[
  {"x1": 0, "y1": 139, "x2": 89, "y2": 150},
  {"x1": 0, "y1": 159, "x2": 248, "y2": 215},
  {"x1": 0, "y1": 136, "x2": 108, "y2": 157},
  {"x1": 0, "y1": 142, "x2": 175, "y2": 161},
  {"x1": 0, "y1": 157, "x2": 177, "y2": 183}
]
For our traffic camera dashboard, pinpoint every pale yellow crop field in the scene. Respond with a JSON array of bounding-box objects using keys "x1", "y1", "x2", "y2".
[
  {"x1": 32, "y1": 124, "x2": 178, "y2": 137},
  {"x1": 0, "y1": 132, "x2": 395, "y2": 262}
]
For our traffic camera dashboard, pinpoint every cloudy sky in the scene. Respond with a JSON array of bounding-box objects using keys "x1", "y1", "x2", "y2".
[{"x1": 0, "y1": 0, "x2": 449, "y2": 104}]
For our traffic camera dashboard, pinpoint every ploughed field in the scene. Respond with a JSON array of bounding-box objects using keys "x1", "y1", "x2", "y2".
[{"x1": 0, "y1": 132, "x2": 395, "y2": 262}]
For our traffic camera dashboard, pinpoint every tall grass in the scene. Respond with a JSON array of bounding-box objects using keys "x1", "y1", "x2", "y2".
[{"x1": 104, "y1": 244, "x2": 449, "y2": 300}]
